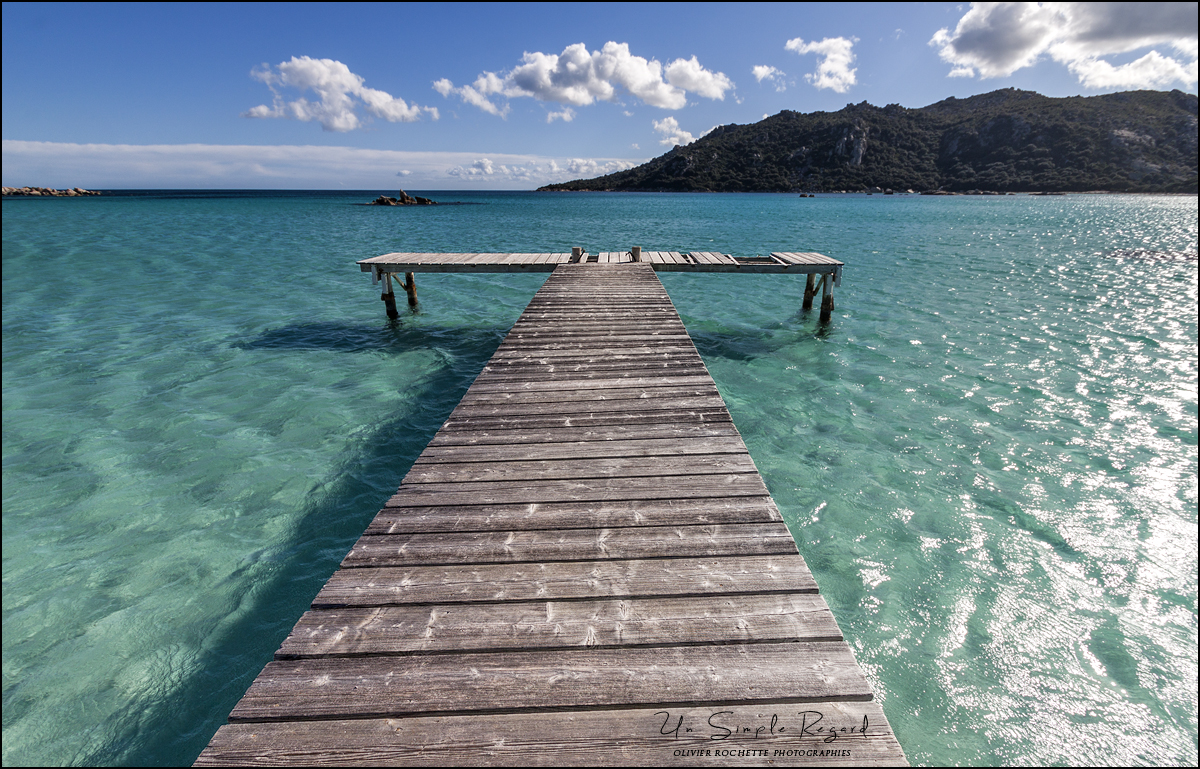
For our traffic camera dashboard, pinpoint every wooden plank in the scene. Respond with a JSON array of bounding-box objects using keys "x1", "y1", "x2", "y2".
[
  {"x1": 277, "y1": 594, "x2": 843, "y2": 658},
  {"x1": 401, "y1": 453, "x2": 758, "y2": 485},
  {"x1": 426, "y1": 422, "x2": 743, "y2": 447},
  {"x1": 343, "y1": 522, "x2": 794, "y2": 567},
  {"x1": 456, "y1": 384, "x2": 718, "y2": 405},
  {"x1": 199, "y1": 701, "x2": 906, "y2": 767},
  {"x1": 414, "y1": 434, "x2": 741, "y2": 461},
  {"x1": 313, "y1": 553, "x2": 814, "y2": 607},
  {"x1": 484, "y1": 351, "x2": 704, "y2": 367},
  {"x1": 228, "y1": 642, "x2": 873, "y2": 722},
  {"x1": 367, "y1": 496, "x2": 781, "y2": 533},
  {"x1": 445, "y1": 397, "x2": 727, "y2": 419},
  {"x1": 437, "y1": 409, "x2": 733, "y2": 433},
  {"x1": 499, "y1": 334, "x2": 695, "y2": 347},
  {"x1": 469, "y1": 367, "x2": 714, "y2": 385}
]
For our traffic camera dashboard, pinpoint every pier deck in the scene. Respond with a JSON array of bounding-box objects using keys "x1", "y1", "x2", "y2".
[
  {"x1": 358, "y1": 250, "x2": 844, "y2": 274},
  {"x1": 197, "y1": 263, "x2": 905, "y2": 766}
]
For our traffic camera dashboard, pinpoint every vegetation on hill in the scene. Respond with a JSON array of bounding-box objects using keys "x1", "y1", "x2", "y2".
[{"x1": 538, "y1": 89, "x2": 1198, "y2": 193}]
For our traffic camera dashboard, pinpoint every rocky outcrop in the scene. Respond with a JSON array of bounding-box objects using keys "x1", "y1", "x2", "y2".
[
  {"x1": 369, "y1": 190, "x2": 435, "y2": 205},
  {"x1": 2, "y1": 186, "x2": 100, "y2": 196}
]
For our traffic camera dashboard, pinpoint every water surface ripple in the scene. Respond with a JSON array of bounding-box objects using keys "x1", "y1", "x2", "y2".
[{"x1": 2, "y1": 191, "x2": 1196, "y2": 766}]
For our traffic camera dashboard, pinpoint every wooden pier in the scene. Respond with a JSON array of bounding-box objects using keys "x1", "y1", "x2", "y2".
[
  {"x1": 359, "y1": 250, "x2": 844, "y2": 321},
  {"x1": 198, "y1": 261, "x2": 905, "y2": 766}
]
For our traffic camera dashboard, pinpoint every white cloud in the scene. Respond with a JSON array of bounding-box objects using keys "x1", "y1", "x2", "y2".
[
  {"x1": 631, "y1": 143, "x2": 640, "y2": 149},
  {"x1": 785, "y1": 37, "x2": 859, "y2": 93},
  {"x1": 930, "y1": 2, "x2": 1198, "y2": 89},
  {"x1": 547, "y1": 107, "x2": 575, "y2": 123},
  {"x1": 1, "y1": 140, "x2": 646, "y2": 190},
  {"x1": 664, "y1": 56, "x2": 734, "y2": 99},
  {"x1": 245, "y1": 56, "x2": 437, "y2": 132},
  {"x1": 443, "y1": 156, "x2": 638, "y2": 182},
  {"x1": 653, "y1": 116, "x2": 695, "y2": 146},
  {"x1": 434, "y1": 42, "x2": 733, "y2": 116},
  {"x1": 752, "y1": 64, "x2": 787, "y2": 91}
]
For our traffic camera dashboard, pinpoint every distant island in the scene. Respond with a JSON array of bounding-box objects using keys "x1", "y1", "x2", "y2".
[
  {"x1": 3, "y1": 186, "x2": 100, "y2": 197},
  {"x1": 538, "y1": 89, "x2": 1198, "y2": 194}
]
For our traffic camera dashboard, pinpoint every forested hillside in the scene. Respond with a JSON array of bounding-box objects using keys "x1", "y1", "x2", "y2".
[{"x1": 539, "y1": 89, "x2": 1198, "y2": 193}]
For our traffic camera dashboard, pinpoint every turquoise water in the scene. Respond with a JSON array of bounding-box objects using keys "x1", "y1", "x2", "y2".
[{"x1": 2, "y1": 191, "x2": 1196, "y2": 766}]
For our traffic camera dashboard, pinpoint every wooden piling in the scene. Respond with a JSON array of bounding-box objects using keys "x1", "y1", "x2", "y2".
[
  {"x1": 402, "y1": 272, "x2": 418, "y2": 306},
  {"x1": 381, "y1": 273, "x2": 400, "y2": 319},
  {"x1": 802, "y1": 273, "x2": 817, "y2": 310},
  {"x1": 631, "y1": 245, "x2": 642, "y2": 262},
  {"x1": 819, "y1": 274, "x2": 835, "y2": 323}
]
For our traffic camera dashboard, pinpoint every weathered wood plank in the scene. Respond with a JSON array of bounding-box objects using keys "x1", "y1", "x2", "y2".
[
  {"x1": 480, "y1": 356, "x2": 705, "y2": 372},
  {"x1": 369, "y1": 496, "x2": 780, "y2": 533},
  {"x1": 384, "y1": 473, "x2": 769, "y2": 507},
  {"x1": 199, "y1": 701, "x2": 905, "y2": 767},
  {"x1": 277, "y1": 593, "x2": 843, "y2": 658},
  {"x1": 455, "y1": 384, "x2": 719, "y2": 406},
  {"x1": 426, "y1": 422, "x2": 742, "y2": 447},
  {"x1": 414, "y1": 434, "x2": 743, "y2": 462},
  {"x1": 342, "y1": 522, "x2": 795, "y2": 567},
  {"x1": 228, "y1": 642, "x2": 873, "y2": 722},
  {"x1": 313, "y1": 553, "x2": 815, "y2": 607},
  {"x1": 438, "y1": 408, "x2": 733, "y2": 432},
  {"x1": 401, "y1": 453, "x2": 758, "y2": 485},
  {"x1": 445, "y1": 396, "x2": 730, "y2": 419},
  {"x1": 489, "y1": 342, "x2": 698, "y2": 354},
  {"x1": 471, "y1": 367, "x2": 712, "y2": 384}
]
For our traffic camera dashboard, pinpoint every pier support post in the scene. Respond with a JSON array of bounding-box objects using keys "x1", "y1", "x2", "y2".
[
  {"x1": 572, "y1": 247, "x2": 583, "y2": 263},
  {"x1": 402, "y1": 272, "x2": 418, "y2": 306},
  {"x1": 802, "y1": 274, "x2": 817, "y2": 310},
  {"x1": 631, "y1": 246, "x2": 642, "y2": 262},
  {"x1": 819, "y1": 274, "x2": 835, "y2": 323},
  {"x1": 381, "y1": 273, "x2": 400, "y2": 319}
]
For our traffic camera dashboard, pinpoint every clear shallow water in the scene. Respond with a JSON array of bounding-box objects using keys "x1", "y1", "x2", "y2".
[{"x1": 2, "y1": 191, "x2": 1196, "y2": 766}]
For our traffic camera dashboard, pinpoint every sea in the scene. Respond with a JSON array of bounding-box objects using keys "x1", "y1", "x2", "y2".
[{"x1": 2, "y1": 190, "x2": 1196, "y2": 766}]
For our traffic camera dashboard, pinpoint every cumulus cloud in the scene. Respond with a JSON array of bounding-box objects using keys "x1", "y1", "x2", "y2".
[
  {"x1": 435, "y1": 42, "x2": 733, "y2": 116},
  {"x1": 652, "y1": 116, "x2": 695, "y2": 146},
  {"x1": 1, "y1": 140, "x2": 645, "y2": 190},
  {"x1": 664, "y1": 56, "x2": 735, "y2": 99},
  {"x1": 547, "y1": 107, "x2": 575, "y2": 123},
  {"x1": 785, "y1": 37, "x2": 858, "y2": 92},
  {"x1": 752, "y1": 65, "x2": 787, "y2": 91},
  {"x1": 245, "y1": 56, "x2": 437, "y2": 131},
  {"x1": 930, "y1": 2, "x2": 1198, "y2": 89}
]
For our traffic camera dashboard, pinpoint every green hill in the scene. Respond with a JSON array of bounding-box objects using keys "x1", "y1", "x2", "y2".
[{"x1": 538, "y1": 89, "x2": 1198, "y2": 193}]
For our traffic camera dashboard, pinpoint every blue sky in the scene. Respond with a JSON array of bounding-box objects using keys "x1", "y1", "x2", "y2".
[{"x1": 3, "y1": 2, "x2": 1196, "y2": 189}]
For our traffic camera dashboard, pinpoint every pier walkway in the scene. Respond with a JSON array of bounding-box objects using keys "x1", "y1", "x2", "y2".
[{"x1": 197, "y1": 263, "x2": 906, "y2": 766}]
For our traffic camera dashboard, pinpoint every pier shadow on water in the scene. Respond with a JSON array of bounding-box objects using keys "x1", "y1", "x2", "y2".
[
  {"x1": 231, "y1": 315, "x2": 492, "y2": 355},
  {"x1": 80, "y1": 319, "x2": 507, "y2": 766},
  {"x1": 684, "y1": 310, "x2": 840, "y2": 363}
]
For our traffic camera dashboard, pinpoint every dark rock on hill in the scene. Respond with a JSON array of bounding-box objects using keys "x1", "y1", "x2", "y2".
[{"x1": 538, "y1": 89, "x2": 1197, "y2": 193}]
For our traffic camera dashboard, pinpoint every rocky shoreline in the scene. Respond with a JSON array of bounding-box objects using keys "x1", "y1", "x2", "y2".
[{"x1": 3, "y1": 186, "x2": 100, "y2": 197}]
